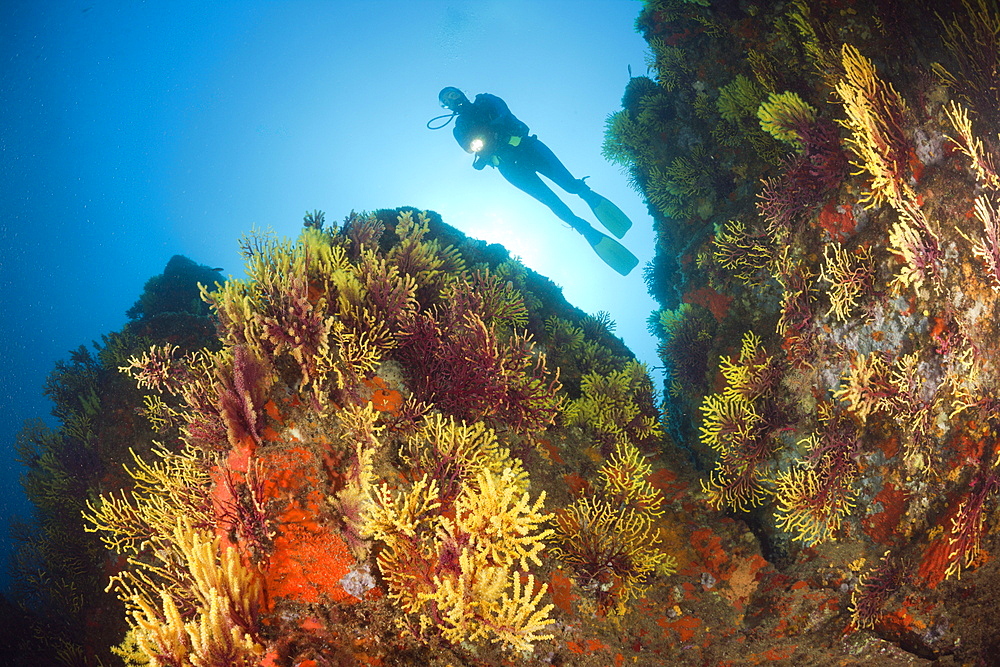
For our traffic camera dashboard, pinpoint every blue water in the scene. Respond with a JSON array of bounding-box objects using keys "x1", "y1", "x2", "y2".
[{"x1": 0, "y1": 0, "x2": 654, "y2": 591}]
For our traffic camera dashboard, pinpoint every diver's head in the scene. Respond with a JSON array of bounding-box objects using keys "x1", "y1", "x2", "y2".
[{"x1": 438, "y1": 86, "x2": 469, "y2": 112}]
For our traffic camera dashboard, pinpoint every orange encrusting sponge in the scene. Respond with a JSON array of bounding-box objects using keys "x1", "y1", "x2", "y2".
[{"x1": 260, "y1": 444, "x2": 356, "y2": 605}]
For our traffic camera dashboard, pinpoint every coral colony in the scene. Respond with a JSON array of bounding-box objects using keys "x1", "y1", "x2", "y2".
[{"x1": 10, "y1": 0, "x2": 1000, "y2": 664}]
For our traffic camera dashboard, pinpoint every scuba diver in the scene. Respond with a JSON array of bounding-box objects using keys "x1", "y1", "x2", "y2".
[{"x1": 430, "y1": 87, "x2": 638, "y2": 276}]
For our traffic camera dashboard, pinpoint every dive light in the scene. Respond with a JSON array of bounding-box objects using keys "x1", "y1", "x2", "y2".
[{"x1": 469, "y1": 137, "x2": 485, "y2": 153}]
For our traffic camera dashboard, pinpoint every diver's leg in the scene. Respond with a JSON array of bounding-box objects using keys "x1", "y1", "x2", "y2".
[
  {"x1": 524, "y1": 137, "x2": 632, "y2": 238},
  {"x1": 498, "y1": 161, "x2": 600, "y2": 241},
  {"x1": 498, "y1": 161, "x2": 575, "y2": 222},
  {"x1": 519, "y1": 137, "x2": 591, "y2": 196},
  {"x1": 500, "y1": 155, "x2": 637, "y2": 274}
]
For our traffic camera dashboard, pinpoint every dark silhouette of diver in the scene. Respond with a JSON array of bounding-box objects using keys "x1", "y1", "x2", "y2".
[{"x1": 431, "y1": 87, "x2": 638, "y2": 276}]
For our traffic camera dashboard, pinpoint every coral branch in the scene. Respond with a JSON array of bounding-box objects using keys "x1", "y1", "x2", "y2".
[
  {"x1": 835, "y1": 44, "x2": 912, "y2": 209},
  {"x1": 933, "y1": 0, "x2": 1000, "y2": 127},
  {"x1": 713, "y1": 219, "x2": 776, "y2": 286},
  {"x1": 958, "y1": 195, "x2": 1000, "y2": 290},
  {"x1": 215, "y1": 346, "x2": 273, "y2": 450},
  {"x1": 850, "y1": 551, "x2": 905, "y2": 629},
  {"x1": 833, "y1": 352, "x2": 897, "y2": 423},
  {"x1": 399, "y1": 308, "x2": 563, "y2": 436},
  {"x1": 818, "y1": 243, "x2": 876, "y2": 320},
  {"x1": 944, "y1": 101, "x2": 1000, "y2": 190},
  {"x1": 698, "y1": 332, "x2": 784, "y2": 512},
  {"x1": 776, "y1": 260, "x2": 818, "y2": 366},
  {"x1": 365, "y1": 468, "x2": 554, "y2": 650},
  {"x1": 774, "y1": 417, "x2": 861, "y2": 546},
  {"x1": 887, "y1": 199, "x2": 943, "y2": 294},
  {"x1": 944, "y1": 453, "x2": 1000, "y2": 580}
]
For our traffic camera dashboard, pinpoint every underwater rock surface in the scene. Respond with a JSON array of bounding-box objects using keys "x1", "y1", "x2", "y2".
[{"x1": 605, "y1": 0, "x2": 1000, "y2": 664}]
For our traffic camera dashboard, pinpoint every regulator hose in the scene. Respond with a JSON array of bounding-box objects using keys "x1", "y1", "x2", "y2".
[{"x1": 426, "y1": 112, "x2": 457, "y2": 130}]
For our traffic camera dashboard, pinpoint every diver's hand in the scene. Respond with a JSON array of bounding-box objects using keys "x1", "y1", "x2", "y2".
[{"x1": 473, "y1": 155, "x2": 487, "y2": 170}]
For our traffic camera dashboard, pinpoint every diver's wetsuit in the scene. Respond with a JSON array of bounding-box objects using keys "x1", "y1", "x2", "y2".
[{"x1": 453, "y1": 94, "x2": 602, "y2": 243}]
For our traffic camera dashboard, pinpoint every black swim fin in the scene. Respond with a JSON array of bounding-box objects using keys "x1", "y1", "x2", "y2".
[{"x1": 581, "y1": 190, "x2": 633, "y2": 238}]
